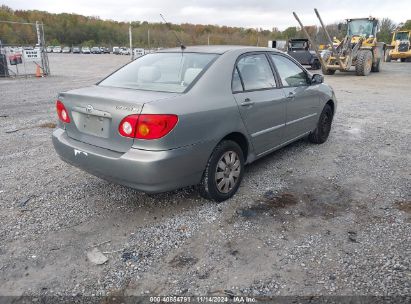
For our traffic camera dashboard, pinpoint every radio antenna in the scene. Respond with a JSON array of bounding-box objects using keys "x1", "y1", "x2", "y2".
[{"x1": 160, "y1": 14, "x2": 186, "y2": 51}]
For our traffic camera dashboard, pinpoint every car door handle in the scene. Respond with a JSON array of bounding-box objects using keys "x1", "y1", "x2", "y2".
[
  {"x1": 287, "y1": 92, "x2": 296, "y2": 99},
  {"x1": 241, "y1": 98, "x2": 255, "y2": 107}
]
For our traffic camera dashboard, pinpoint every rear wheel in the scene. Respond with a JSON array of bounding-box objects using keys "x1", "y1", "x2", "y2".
[
  {"x1": 355, "y1": 50, "x2": 373, "y2": 76},
  {"x1": 371, "y1": 58, "x2": 381, "y2": 72},
  {"x1": 199, "y1": 140, "x2": 244, "y2": 202},
  {"x1": 309, "y1": 104, "x2": 333, "y2": 144}
]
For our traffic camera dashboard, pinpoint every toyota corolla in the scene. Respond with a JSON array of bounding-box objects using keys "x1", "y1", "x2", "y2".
[{"x1": 52, "y1": 45, "x2": 337, "y2": 201}]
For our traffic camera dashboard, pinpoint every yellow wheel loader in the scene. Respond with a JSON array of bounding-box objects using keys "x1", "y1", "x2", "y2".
[
  {"x1": 293, "y1": 9, "x2": 385, "y2": 76},
  {"x1": 386, "y1": 31, "x2": 411, "y2": 62}
]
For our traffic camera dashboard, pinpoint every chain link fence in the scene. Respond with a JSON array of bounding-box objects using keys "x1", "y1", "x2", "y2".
[{"x1": 0, "y1": 20, "x2": 50, "y2": 78}]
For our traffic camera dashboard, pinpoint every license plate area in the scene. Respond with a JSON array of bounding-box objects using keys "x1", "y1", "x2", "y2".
[{"x1": 73, "y1": 112, "x2": 110, "y2": 138}]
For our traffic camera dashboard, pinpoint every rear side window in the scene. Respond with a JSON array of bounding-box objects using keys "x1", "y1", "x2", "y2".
[
  {"x1": 270, "y1": 54, "x2": 309, "y2": 87},
  {"x1": 234, "y1": 54, "x2": 276, "y2": 92},
  {"x1": 232, "y1": 67, "x2": 243, "y2": 92},
  {"x1": 99, "y1": 52, "x2": 218, "y2": 93}
]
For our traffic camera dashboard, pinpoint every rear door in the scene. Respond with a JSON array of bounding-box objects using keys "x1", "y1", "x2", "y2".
[
  {"x1": 232, "y1": 53, "x2": 286, "y2": 155},
  {"x1": 269, "y1": 53, "x2": 320, "y2": 141}
]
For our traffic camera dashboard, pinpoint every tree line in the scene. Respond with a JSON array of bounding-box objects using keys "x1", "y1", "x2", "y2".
[{"x1": 1, "y1": 5, "x2": 410, "y2": 48}]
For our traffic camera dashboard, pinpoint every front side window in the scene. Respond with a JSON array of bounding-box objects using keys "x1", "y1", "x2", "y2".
[
  {"x1": 270, "y1": 54, "x2": 309, "y2": 87},
  {"x1": 235, "y1": 54, "x2": 276, "y2": 91},
  {"x1": 99, "y1": 52, "x2": 218, "y2": 93}
]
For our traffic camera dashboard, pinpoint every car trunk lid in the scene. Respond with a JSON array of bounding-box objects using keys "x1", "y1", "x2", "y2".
[{"x1": 59, "y1": 85, "x2": 177, "y2": 153}]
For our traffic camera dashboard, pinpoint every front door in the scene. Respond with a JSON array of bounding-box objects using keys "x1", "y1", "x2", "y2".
[{"x1": 269, "y1": 54, "x2": 320, "y2": 140}]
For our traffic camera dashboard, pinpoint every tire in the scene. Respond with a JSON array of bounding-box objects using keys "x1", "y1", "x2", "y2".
[
  {"x1": 401, "y1": 58, "x2": 406, "y2": 62},
  {"x1": 371, "y1": 58, "x2": 381, "y2": 72},
  {"x1": 309, "y1": 104, "x2": 333, "y2": 144},
  {"x1": 321, "y1": 52, "x2": 335, "y2": 75},
  {"x1": 311, "y1": 60, "x2": 321, "y2": 70},
  {"x1": 199, "y1": 140, "x2": 244, "y2": 202},
  {"x1": 322, "y1": 68, "x2": 336, "y2": 75},
  {"x1": 355, "y1": 50, "x2": 373, "y2": 76}
]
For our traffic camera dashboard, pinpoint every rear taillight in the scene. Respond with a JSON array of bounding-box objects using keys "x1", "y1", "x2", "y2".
[
  {"x1": 118, "y1": 115, "x2": 139, "y2": 137},
  {"x1": 118, "y1": 114, "x2": 178, "y2": 139},
  {"x1": 56, "y1": 100, "x2": 70, "y2": 123}
]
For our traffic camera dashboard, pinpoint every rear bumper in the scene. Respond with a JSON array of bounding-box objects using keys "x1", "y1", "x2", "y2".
[{"x1": 52, "y1": 128, "x2": 211, "y2": 193}]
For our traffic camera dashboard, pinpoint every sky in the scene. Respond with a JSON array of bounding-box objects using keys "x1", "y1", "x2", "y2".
[{"x1": 2, "y1": 0, "x2": 410, "y2": 30}]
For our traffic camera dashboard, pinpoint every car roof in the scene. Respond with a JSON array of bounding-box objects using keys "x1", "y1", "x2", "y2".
[{"x1": 157, "y1": 45, "x2": 282, "y2": 55}]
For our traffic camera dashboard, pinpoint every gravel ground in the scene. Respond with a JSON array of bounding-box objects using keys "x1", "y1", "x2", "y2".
[{"x1": 0, "y1": 53, "x2": 410, "y2": 300}]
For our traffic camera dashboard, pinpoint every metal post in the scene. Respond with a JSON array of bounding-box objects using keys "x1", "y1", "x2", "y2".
[
  {"x1": 129, "y1": 23, "x2": 133, "y2": 60},
  {"x1": 314, "y1": 8, "x2": 344, "y2": 69},
  {"x1": 148, "y1": 29, "x2": 150, "y2": 50},
  {"x1": 35, "y1": 20, "x2": 45, "y2": 75},
  {"x1": 40, "y1": 23, "x2": 50, "y2": 75}
]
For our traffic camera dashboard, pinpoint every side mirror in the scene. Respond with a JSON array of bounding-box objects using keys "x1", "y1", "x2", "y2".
[
  {"x1": 311, "y1": 74, "x2": 324, "y2": 84},
  {"x1": 338, "y1": 23, "x2": 343, "y2": 31}
]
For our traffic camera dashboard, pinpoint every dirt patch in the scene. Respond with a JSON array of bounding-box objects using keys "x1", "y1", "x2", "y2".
[
  {"x1": 395, "y1": 200, "x2": 411, "y2": 214},
  {"x1": 169, "y1": 254, "x2": 199, "y2": 268},
  {"x1": 264, "y1": 191, "x2": 298, "y2": 208},
  {"x1": 238, "y1": 179, "x2": 353, "y2": 220},
  {"x1": 238, "y1": 192, "x2": 298, "y2": 218},
  {"x1": 38, "y1": 122, "x2": 57, "y2": 129}
]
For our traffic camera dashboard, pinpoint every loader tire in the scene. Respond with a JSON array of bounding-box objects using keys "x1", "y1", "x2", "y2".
[
  {"x1": 322, "y1": 68, "x2": 336, "y2": 75},
  {"x1": 321, "y1": 52, "x2": 335, "y2": 75},
  {"x1": 355, "y1": 50, "x2": 373, "y2": 76},
  {"x1": 371, "y1": 58, "x2": 381, "y2": 72}
]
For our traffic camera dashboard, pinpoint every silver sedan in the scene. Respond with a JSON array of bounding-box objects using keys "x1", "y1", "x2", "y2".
[{"x1": 52, "y1": 45, "x2": 337, "y2": 201}]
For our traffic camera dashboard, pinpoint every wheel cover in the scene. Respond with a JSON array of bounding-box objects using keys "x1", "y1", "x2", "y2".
[{"x1": 215, "y1": 151, "x2": 241, "y2": 194}]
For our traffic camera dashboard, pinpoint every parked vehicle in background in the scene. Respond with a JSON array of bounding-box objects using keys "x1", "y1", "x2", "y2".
[
  {"x1": 386, "y1": 31, "x2": 411, "y2": 62},
  {"x1": 113, "y1": 46, "x2": 120, "y2": 55},
  {"x1": 81, "y1": 47, "x2": 91, "y2": 54},
  {"x1": 287, "y1": 39, "x2": 321, "y2": 70},
  {"x1": 91, "y1": 47, "x2": 101, "y2": 54},
  {"x1": 46, "y1": 46, "x2": 53, "y2": 53},
  {"x1": 120, "y1": 47, "x2": 130, "y2": 55},
  {"x1": 52, "y1": 45, "x2": 337, "y2": 202},
  {"x1": 53, "y1": 46, "x2": 62, "y2": 53},
  {"x1": 267, "y1": 40, "x2": 287, "y2": 51},
  {"x1": 133, "y1": 48, "x2": 145, "y2": 57},
  {"x1": 62, "y1": 46, "x2": 71, "y2": 53},
  {"x1": 72, "y1": 46, "x2": 81, "y2": 54},
  {"x1": 102, "y1": 47, "x2": 110, "y2": 54}
]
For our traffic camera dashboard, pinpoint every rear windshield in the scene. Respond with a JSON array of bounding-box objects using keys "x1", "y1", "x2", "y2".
[{"x1": 99, "y1": 52, "x2": 218, "y2": 93}]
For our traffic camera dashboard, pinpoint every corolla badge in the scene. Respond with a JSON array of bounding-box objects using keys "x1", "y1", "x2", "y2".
[{"x1": 86, "y1": 105, "x2": 94, "y2": 113}]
